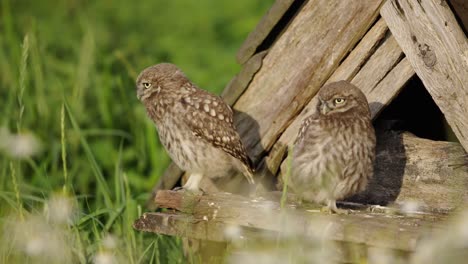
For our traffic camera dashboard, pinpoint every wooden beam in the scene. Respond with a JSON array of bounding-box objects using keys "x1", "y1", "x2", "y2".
[
  {"x1": 222, "y1": 51, "x2": 268, "y2": 105},
  {"x1": 234, "y1": 0, "x2": 384, "y2": 162},
  {"x1": 346, "y1": 132, "x2": 468, "y2": 210},
  {"x1": 135, "y1": 190, "x2": 446, "y2": 252},
  {"x1": 236, "y1": 0, "x2": 298, "y2": 64},
  {"x1": 381, "y1": 0, "x2": 468, "y2": 152}
]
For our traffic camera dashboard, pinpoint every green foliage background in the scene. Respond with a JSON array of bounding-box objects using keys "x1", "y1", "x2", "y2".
[{"x1": 0, "y1": 0, "x2": 272, "y2": 262}]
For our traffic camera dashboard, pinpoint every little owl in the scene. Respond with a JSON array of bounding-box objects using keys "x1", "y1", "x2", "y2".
[
  {"x1": 287, "y1": 81, "x2": 376, "y2": 213},
  {"x1": 136, "y1": 63, "x2": 254, "y2": 192}
]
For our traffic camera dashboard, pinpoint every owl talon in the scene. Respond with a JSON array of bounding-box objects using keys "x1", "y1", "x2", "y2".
[{"x1": 323, "y1": 200, "x2": 349, "y2": 215}]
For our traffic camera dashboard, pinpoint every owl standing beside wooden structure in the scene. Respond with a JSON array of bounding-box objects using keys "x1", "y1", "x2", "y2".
[
  {"x1": 288, "y1": 81, "x2": 376, "y2": 213},
  {"x1": 136, "y1": 63, "x2": 254, "y2": 192}
]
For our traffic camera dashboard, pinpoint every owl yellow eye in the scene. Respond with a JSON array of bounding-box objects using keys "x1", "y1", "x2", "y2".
[
  {"x1": 143, "y1": 82, "x2": 151, "y2": 89},
  {"x1": 334, "y1": 98, "x2": 345, "y2": 104}
]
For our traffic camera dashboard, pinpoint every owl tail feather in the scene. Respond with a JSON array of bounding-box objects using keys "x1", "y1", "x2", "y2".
[{"x1": 242, "y1": 164, "x2": 255, "y2": 185}]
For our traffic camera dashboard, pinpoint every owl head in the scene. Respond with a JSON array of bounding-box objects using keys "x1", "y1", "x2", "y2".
[
  {"x1": 136, "y1": 63, "x2": 188, "y2": 102},
  {"x1": 316, "y1": 81, "x2": 371, "y2": 118}
]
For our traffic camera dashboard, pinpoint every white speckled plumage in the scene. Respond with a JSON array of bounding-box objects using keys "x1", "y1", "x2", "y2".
[{"x1": 136, "y1": 63, "x2": 254, "y2": 191}]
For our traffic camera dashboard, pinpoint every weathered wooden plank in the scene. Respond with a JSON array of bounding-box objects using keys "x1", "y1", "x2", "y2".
[
  {"x1": 351, "y1": 35, "x2": 404, "y2": 93},
  {"x1": 381, "y1": 0, "x2": 468, "y2": 152},
  {"x1": 222, "y1": 51, "x2": 268, "y2": 105},
  {"x1": 367, "y1": 57, "x2": 414, "y2": 117},
  {"x1": 346, "y1": 132, "x2": 468, "y2": 210},
  {"x1": 265, "y1": 33, "x2": 414, "y2": 177},
  {"x1": 327, "y1": 18, "x2": 390, "y2": 83},
  {"x1": 234, "y1": 0, "x2": 384, "y2": 162},
  {"x1": 236, "y1": 0, "x2": 298, "y2": 64},
  {"x1": 146, "y1": 162, "x2": 183, "y2": 210},
  {"x1": 133, "y1": 212, "x2": 268, "y2": 242},
  {"x1": 136, "y1": 190, "x2": 446, "y2": 252}
]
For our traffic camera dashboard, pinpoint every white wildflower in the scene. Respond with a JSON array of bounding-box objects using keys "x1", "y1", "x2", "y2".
[{"x1": 45, "y1": 193, "x2": 77, "y2": 225}]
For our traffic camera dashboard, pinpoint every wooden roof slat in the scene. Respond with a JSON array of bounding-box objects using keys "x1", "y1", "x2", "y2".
[
  {"x1": 222, "y1": 51, "x2": 268, "y2": 105},
  {"x1": 327, "y1": 18, "x2": 390, "y2": 83},
  {"x1": 236, "y1": 0, "x2": 297, "y2": 65},
  {"x1": 381, "y1": 0, "x2": 468, "y2": 152}
]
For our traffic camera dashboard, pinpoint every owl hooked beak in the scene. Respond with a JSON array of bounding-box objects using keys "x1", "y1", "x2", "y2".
[{"x1": 319, "y1": 100, "x2": 332, "y2": 115}]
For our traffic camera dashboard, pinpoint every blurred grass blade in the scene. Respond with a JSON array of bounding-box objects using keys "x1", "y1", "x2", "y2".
[{"x1": 64, "y1": 100, "x2": 113, "y2": 208}]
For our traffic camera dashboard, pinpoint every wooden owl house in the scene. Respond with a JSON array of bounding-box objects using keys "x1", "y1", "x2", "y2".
[{"x1": 135, "y1": 0, "x2": 468, "y2": 262}]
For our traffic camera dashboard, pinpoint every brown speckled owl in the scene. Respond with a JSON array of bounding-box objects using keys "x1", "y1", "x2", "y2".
[
  {"x1": 136, "y1": 63, "x2": 254, "y2": 192},
  {"x1": 288, "y1": 81, "x2": 376, "y2": 213}
]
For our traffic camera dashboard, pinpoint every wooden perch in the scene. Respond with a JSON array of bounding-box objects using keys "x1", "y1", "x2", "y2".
[
  {"x1": 134, "y1": 190, "x2": 446, "y2": 252},
  {"x1": 381, "y1": 0, "x2": 468, "y2": 152}
]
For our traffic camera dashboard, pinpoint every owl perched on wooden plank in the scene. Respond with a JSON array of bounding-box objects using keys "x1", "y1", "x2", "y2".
[
  {"x1": 136, "y1": 63, "x2": 254, "y2": 192},
  {"x1": 288, "y1": 81, "x2": 376, "y2": 213}
]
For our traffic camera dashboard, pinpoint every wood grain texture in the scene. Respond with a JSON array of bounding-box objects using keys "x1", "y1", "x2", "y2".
[
  {"x1": 222, "y1": 51, "x2": 268, "y2": 105},
  {"x1": 135, "y1": 190, "x2": 446, "y2": 251},
  {"x1": 234, "y1": 0, "x2": 384, "y2": 162},
  {"x1": 236, "y1": 0, "x2": 297, "y2": 64},
  {"x1": 346, "y1": 132, "x2": 468, "y2": 210},
  {"x1": 327, "y1": 18, "x2": 390, "y2": 83},
  {"x1": 381, "y1": 0, "x2": 468, "y2": 152}
]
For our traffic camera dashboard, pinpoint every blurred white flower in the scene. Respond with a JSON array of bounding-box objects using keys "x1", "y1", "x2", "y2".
[
  {"x1": 224, "y1": 225, "x2": 242, "y2": 240},
  {"x1": 45, "y1": 193, "x2": 77, "y2": 225},
  {"x1": 411, "y1": 208, "x2": 468, "y2": 263},
  {"x1": 102, "y1": 234, "x2": 118, "y2": 250},
  {"x1": 400, "y1": 200, "x2": 423, "y2": 214},
  {"x1": 4, "y1": 214, "x2": 73, "y2": 263},
  {"x1": 94, "y1": 251, "x2": 118, "y2": 264},
  {"x1": 0, "y1": 127, "x2": 42, "y2": 158}
]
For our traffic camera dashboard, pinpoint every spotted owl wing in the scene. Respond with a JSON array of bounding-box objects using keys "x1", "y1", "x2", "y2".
[{"x1": 180, "y1": 87, "x2": 254, "y2": 173}]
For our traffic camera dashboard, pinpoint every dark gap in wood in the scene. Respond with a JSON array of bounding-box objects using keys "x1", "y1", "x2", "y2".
[
  {"x1": 376, "y1": 76, "x2": 456, "y2": 142},
  {"x1": 446, "y1": 0, "x2": 468, "y2": 35},
  {"x1": 255, "y1": 0, "x2": 307, "y2": 53},
  {"x1": 370, "y1": 52, "x2": 406, "y2": 94},
  {"x1": 352, "y1": 29, "x2": 393, "y2": 78}
]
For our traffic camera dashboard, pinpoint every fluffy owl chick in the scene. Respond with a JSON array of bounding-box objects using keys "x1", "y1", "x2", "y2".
[
  {"x1": 136, "y1": 63, "x2": 255, "y2": 192},
  {"x1": 289, "y1": 81, "x2": 376, "y2": 213}
]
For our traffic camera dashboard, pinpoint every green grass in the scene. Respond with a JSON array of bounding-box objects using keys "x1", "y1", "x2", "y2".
[{"x1": 0, "y1": 0, "x2": 272, "y2": 263}]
